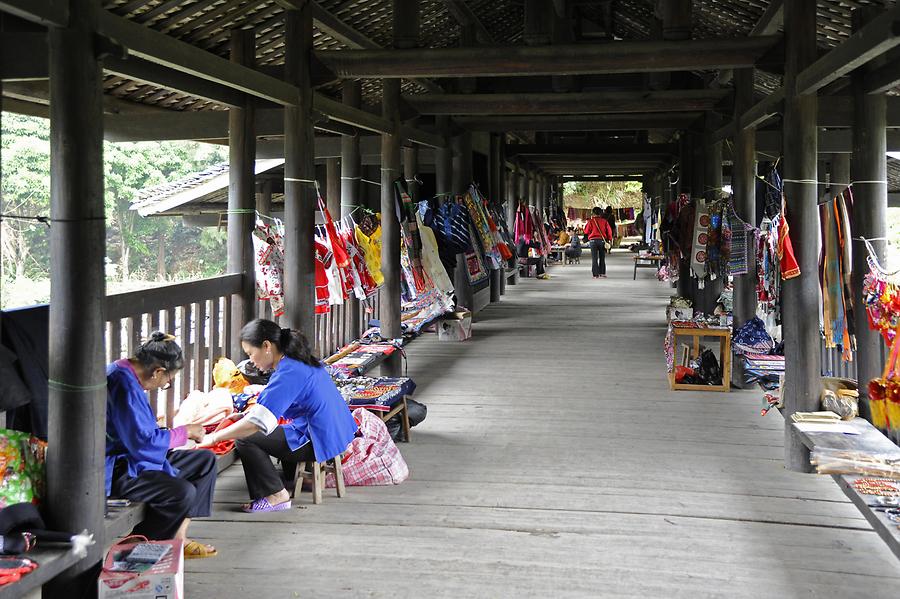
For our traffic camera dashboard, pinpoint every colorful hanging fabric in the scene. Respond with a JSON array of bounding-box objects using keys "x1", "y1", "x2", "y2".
[
  {"x1": 355, "y1": 223, "x2": 384, "y2": 287},
  {"x1": 463, "y1": 223, "x2": 490, "y2": 286},
  {"x1": 690, "y1": 201, "x2": 710, "y2": 280},
  {"x1": 318, "y1": 194, "x2": 350, "y2": 269},
  {"x1": 727, "y1": 203, "x2": 754, "y2": 277},
  {"x1": 863, "y1": 250, "x2": 900, "y2": 346},
  {"x1": 394, "y1": 180, "x2": 427, "y2": 294},
  {"x1": 314, "y1": 239, "x2": 332, "y2": 314},
  {"x1": 416, "y1": 212, "x2": 454, "y2": 296},
  {"x1": 464, "y1": 187, "x2": 502, "y2": 269},
  {"x1": 514, "y1": 204, "x2": 534, "y2": 244},
  {"x1": 777, "y1": 206, "x2": 801, "y2": 280},
  {"x1": 251, "y1": 217, "x2": 285, "y2": 317}
]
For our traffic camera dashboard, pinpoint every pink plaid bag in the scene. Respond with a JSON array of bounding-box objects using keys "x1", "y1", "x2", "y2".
[{"x1": 326, "y1": 408, "x2": 409, "y2": 487}]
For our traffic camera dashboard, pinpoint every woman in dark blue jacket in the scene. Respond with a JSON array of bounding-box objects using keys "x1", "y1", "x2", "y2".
[
  {"x1": 200, "y1": 319, "x2": 358, "y2": 513},
  {"x1": 106, "y1": 332, "x2": 218, "y2": 558}
]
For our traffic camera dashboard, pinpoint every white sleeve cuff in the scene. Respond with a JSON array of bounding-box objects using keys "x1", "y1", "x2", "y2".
[{"x1": 245, "y1": 404, "x2": 279, "y2": 435}]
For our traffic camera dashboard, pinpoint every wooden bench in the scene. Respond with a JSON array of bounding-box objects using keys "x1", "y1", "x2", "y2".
[
  {"x1": 793, "y1": 418, "x2": 900, "y2": 560},
  {"x1": 633, "y1": 254, "x2": 665, "y2": 279}
]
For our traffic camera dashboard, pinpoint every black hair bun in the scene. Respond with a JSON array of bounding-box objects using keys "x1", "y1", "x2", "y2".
[{"x1": 150, "y1": 331, "x2": 168, "y2": 343}]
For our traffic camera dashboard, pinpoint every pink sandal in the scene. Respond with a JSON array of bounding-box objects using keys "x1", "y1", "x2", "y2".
[{"x1": 240, "y1": 497, "x2": 291, "y2": 513}]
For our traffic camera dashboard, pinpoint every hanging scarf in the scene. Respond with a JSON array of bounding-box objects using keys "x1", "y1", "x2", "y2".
[{"x1": 777, "y1": 200, "x2": 801, "y2": 280}]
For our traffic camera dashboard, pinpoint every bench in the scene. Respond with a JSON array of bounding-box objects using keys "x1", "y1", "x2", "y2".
[
  {"x1": 633, "y1": 254, "x2": 665, "y2": 280},
  {"x1": 793, "y1": 417, "x2": 900, "y2": 560}
]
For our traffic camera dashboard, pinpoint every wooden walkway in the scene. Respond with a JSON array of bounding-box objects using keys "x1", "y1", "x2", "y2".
[{"x1": 187, "y1": 251, "x2": 900, "y2": 598}]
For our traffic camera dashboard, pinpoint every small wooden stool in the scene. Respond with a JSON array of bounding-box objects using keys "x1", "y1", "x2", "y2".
[{"x1": 291, "y1": 457, "x2": 346, "y2": 504}]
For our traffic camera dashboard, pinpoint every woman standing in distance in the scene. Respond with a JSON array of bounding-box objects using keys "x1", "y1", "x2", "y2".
[{"x1": 583, "y1": 207, "x2": 613, "y2": 279}]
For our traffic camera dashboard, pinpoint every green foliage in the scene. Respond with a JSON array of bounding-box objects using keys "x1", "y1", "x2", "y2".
[
  {"x1": 562, "y1": 180, "x2": 644, "y2": 209},
  {"x1": 1, "y1": 112, "x2": 227, "y2": 304}
]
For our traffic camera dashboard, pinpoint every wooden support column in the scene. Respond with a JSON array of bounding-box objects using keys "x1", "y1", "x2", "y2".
[
  {"x1": 403, "y1": 145, "x2": 419, "y2": 202},
  {"x1": 257, "y1": 178, "x2": 273, "y2": 216},
  {"x1": 326, "y1": 157, "x2": 340, "y2": 215},
  {"x1": 782, "y1": 0, "x2": 820, "y2": 472},
  {"x1": 45, "y1": 0, "x2": 106, "y2": 584},
  {"x1": 489, "y1": 132, "x2": 503, "y2": 302},
  {"x1": 452, "y1": 130, "x2": 474, "y2": 310},
  {"x1": 283, "y1": 5, "x2": 315, "y2": 335},
  {"x1": 851, "y1": 6, "x2": 889, "y2": 423},
  {"x1": 435, "y1": 116, "x2": 452, "y2": 197},
  {"x1": 676, "y1": 135, "x2": 693, "y2": 300},
  {"x1": 341, "y1": 80, "x2": 362, "y2": 220},
  {"x1": 699, "y1": 114, "x2": 724, "y2": 314},
  {"x1": 732, "y1": 67, "x2": 759, "y2": 388},
  {"x1": 340, "y1": 80, "x2": 361, "y2": 340},
  {"x1": 380, "y1": 77, "x2": 402, "y2": 374},
  {"x1": 228, "y1": 28, "x2": 257, "y2": 357}
]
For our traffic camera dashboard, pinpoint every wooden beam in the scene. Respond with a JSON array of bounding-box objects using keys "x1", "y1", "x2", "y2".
[
  {"x1": 795, "y1": 4, "x2": 900, "y2": 95},
  {"x1": 0, "y1": 0, "x2": 67, "y2": 26},
  {"x1": 315, "y1": 36, "x2": 781, "y2": 78},
  {"x1": 443, "y1": 0, "x2": 494, "y2": 44},
  {"x1": 715, "y1": 0, "x2": 783, "y2": 85},
  {"x1": 738, "y1": 87, "x2": 784, "y2": 130},
  {"x1": 405, "y1": 90, "x2": 730, "y2": 115},
  {"x1": 313, "y1": 93, "x2": 391, "y2": 133},
  {"x1": 453, "y1": 113, "x2": 702, "y2": 131},
  {"x1": 305, "y1": 0, "x2": 442, "y2": 93},
  {"x1": 0, "y1": 32, "x2": 48, "y2": 81},
  {"x1": 864, "y1": 49, "x2": 900, "y2": 94},
  {"x1": 507, "y1": 143, "x2": 677, "y2": 157},
  {"x1": 103, "y1": 55, "x2": 246, "y2": 107},
  {"x1": 96, "y1": 10, "x2": 299, "y2": 106}
]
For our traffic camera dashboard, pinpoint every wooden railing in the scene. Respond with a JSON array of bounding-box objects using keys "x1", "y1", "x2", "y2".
[
  {"x1": 105, "y1": 275, "x2": 380, "y2": 425},
  {"x1": 105, "y1": 274, "x2": 243, "y2": 426}
]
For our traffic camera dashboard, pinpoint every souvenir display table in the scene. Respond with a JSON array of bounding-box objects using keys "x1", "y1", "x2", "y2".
[
  {"x1": 325, "y1": 341, "x2": 400, "y2": 378},
  {"x1": 633, "y1": 254, "x2": 665, "y2": 280},
  {"x1": 666, "y1": 321, "x2": 732, "y2": 392},
  {"x1": 795, "y1": 418, "x2": 900, "y2": 560},
  {"x1": 334, "y1": 376, "x2": 416, "y2": 441}
]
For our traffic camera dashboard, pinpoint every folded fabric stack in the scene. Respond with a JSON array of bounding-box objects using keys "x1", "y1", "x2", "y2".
[
  {"x1": 732, "y1": 316, "x2": 775, "y2": 355},
  {"x1": 334, "y1": 377, "x2": 417, "y2": 411},
  {"x1": 743, "y1": 353, "x2": 785, "y2": 390}
]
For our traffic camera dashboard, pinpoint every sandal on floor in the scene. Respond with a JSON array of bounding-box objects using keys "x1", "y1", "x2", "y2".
[
  {"x1": 240, "y1": 497, "x2": 291, "y2": 513},
  {"x1": 184, "y1": 540, "x2": 217, "y2": 559}
]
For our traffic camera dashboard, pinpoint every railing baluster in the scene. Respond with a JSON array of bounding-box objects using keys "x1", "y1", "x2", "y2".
[
  {"x1": 195, "y1": 300, "x2": 208, "y2": 391},
  {"x1": 210, "y1": 297, "x2": 221, "y2": 367},
  {"x1": 109, "y1": 318, "x2": 122, "y2": 363},
  {"x1": 164, "y1": 308, "x2": 176, "y2": 427},
  {"x1": 223, "y1": 294, "x2": 233, "y2": 361},
  {"x1": 180, "y1": 304, "x2": 193, "y2": 398}
]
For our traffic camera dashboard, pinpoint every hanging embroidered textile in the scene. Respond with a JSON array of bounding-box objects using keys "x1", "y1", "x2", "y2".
[
  {"x1": 415, "y1": 212, "x2": 454, "y2": 296},
  {"x1": 394, "y1": 180, "x2": 427, "y2": 294},
  {"x1": 314, "y1": 238, "x2": 333, "y2": 314},
  {"x1": 355, "y1": 220, "x2": 384, "y2": 287},
  {"x1": 252, "y1": 217, "x2": 285, "y2": 317},
  {"x1": 514, "y1": 203, "x2": 535, "y2": 244},
  {"x1": 727, "y1": 203, "x2": 754, "y2": 277},
  {"x1": 464, "y1": 186, "x2": 502, "y2": 269},
  {"x1": 819, "y1": 191, "x2": 855, "y2": 359},
  {"x1": 690, "y1": 201, "x2": 711, "y2": 280},
  {"x1": 777, "y1": 205, "x2": 801, "y2": 280},
  {"x1": 464, "y1": 223, "x2": 490, "y2": 285},
  {"x1": 862, "y1": 238, "x2": 900, "y2": 346}
]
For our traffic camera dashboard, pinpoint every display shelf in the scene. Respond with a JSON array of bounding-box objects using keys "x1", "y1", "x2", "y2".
[
  {"x1": 793, "y1": 418, "x2": 900, "y2": 560},
  {"x1": 667, "y1": 325, "x2": 732, "y2": 392}
]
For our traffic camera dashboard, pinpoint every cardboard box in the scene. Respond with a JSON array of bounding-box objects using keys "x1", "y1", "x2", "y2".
[
  {"x1": 438, "y1": 312, "x2": 472, "y2": 341},
  {"x1": 99, "y1": 538, "x2": 183, "y2": 599}
]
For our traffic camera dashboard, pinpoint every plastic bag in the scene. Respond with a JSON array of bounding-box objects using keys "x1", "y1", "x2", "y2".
[
  {"x1": 698, "y1": 349, "x2": 722, "y2": 385},
  {"x1": 212, "y1": 358, "x2": 249, "y2": 395},
  {"x1": 386, "y1": 399, "x2": 427, "y2": 441},
  {"x1": 820, "y1": 377, "x2": 858, "y2": 420},
  {"x1": 0, "y1": 430, "x2": 46, "y2": 509}
]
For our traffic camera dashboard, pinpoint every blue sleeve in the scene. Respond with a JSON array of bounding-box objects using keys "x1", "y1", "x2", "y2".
[
  {"x1": 257, "y1": 364, "x2": 306, "y2": 417},
  {"x1": 107, "y1": 372, "x2": 171, "y2": 467}
]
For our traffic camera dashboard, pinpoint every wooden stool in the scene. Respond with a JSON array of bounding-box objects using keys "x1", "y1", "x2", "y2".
[{"x1": 290, "y1": 457, "x2": 346, "y2": 504}]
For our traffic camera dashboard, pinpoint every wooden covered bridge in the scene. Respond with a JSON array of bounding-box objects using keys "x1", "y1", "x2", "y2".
[{"x1": 3, "y1": 0, "x2": 900, "y2": 596}]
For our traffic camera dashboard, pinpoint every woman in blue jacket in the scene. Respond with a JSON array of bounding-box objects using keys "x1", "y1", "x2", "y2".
[
  {"x1": 106, "y1": 332, "x2": 218, "y2": 558},
  {"x1": 200, "y1": 319, "x2": 358, "y2": 513}
]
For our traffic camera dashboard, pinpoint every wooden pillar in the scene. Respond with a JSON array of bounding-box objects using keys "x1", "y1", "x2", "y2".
[
  {"x1": 452, "y1": 130, "x2": 474, "y2": 310},
  {"x1": 435, "y1": 117, "x2": 452, "y2": 197},
  {"x1": 507, "y1": 163, "x2": 518, "y2": 229},
  {"x1": 380, "y1": 77, "x2": 402, "y2": 374},
  {"x1": 228, "y1": 28, "x2": 257, "y2": 357},
  {"x1": 489, "y1": 133, "x2": 503, "y2": 302},
  {"x1": 340, "y1": 81, "x2": 362, "y2": 340},
  {"x1": 341, "y1": 81, "x2": 362, "y2": 219},
  {"x1": 782, "y1": 0, "x2": 820, "y2": 472},
  {"x1": 732, "y1": 67, "x2": 759, "y2": 388},
  {"x1": 699, "y1": 114, "x2": 724, "y2": 314},
  {"x1": 45, "y1": 0, "x2": 106, "y2": 584},
  {"x1": 283, "y1": 5, "x2": 315, "y2": 336},
  {"x1": 403, "y1": 145, "x2": 420, "y2": 202},
  {"x1": 676, "y1": 136, "x2": 693, "y2": 300},
  {"x1": 851, "y1": 6, "x2": 889, "y2": 423},
  {"x1": 326, "y1": 157, "x2": 340, "y2": 215},
  {"x1": 257, "y1": 178, "x2": 273, "y2": 216}
]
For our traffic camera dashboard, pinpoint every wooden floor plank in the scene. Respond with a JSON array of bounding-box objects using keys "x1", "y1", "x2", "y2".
[{"x1": 186, "y1": 252, "x2": 900, "y2": 597}]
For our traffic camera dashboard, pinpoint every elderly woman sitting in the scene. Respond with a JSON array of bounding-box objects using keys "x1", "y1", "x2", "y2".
[{"x1": 106, "y1": 332, "x2": 218, "y2": 559}]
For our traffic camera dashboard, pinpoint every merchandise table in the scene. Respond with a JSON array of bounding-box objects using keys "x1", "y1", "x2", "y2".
[
  {"x1": 633, "y1": 254, "x2": 665, "y2": 279},
  {"x1": 335, "y1": 376, "x2": 416, "y2": 441},
  {"x1": 667, "y1": 322, "x2": 731, "y2": 392},
  {"x1": 793, "y1": 418, "x2": 900, "y2": 560}
]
